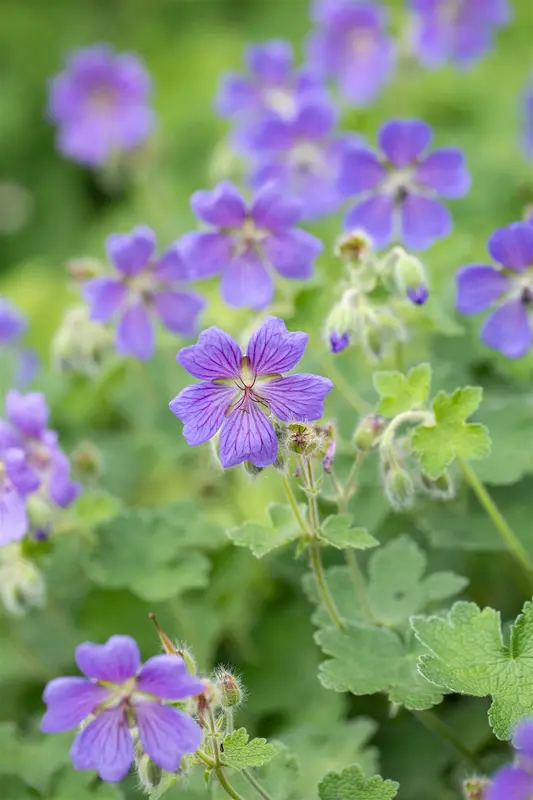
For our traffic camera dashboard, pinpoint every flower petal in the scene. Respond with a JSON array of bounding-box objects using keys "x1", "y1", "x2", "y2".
[
  {"x1": 4, "y1": 447, "x2": 40, "y2": 495},
  {"x1": 344, "y1": 194, "x2": 394, "y2": 250},
  {"x1": 179, "y1": 232, "x2": 231, "y2": 280},
  {"x1": 190, "y1": 181, "x2": 246, "y2": 227},
  {"x1": 378, "y1": 119, "x2": 432, "y2": 166},
  {"x1": 488, "y1": 222, "x2": 533, "y2": 272},
  {"x1": 456, "y1": 265, "x2": 509, "y2": 314},
  {"x1": 153, "y1": 291, "x2": 205, "y2": 336},
  {"x1": 247, "y1": 316, "x2": 308, "y2": 375},
  {"x1": 106, "y1": 226, "x2": 156, "y2": 276},
  {"x1": 169, "y1": 381, "x2": 237, "y2": 446},
  {"x1": 250, "y1": 183, "x2": 302, "y2": 231},
  {"x1": 481, "y1": 300, "x2": 532, "y2": 359},
  {"x1": 41, "y1": 677, "x2": 110, "y2": 733},
  {"x1": 263, "y1": 229, "x2": 322, "y2": 279},
  {"x1": 219, "y1": 402, "x2": 278, "y2": 468},
  {"x1": 220, "y1": 249, "x2": 274, "y2": 310},
  {"x1": 136, "y1": 654, "x2": 205, "y2": 700},
  {"x1": 338, "y1": 40, "x2": 395, "y2": 106},
  {"x1": 338, "y1": 145, "x2": 386, "y2": 196},
  {"x1": 135, "y1": 703, "x2": 203, "y2": 774},
  {"x1": 75, "y1": 635, "x2": 141, "y2": 682},
  {"x1": 6, "y1": 390, "x2": 48, "y2": 438},
  {"x1": 514, "y1": 718, "x2": 533, "y2": 761},
  {"x1": 15, "y1": 348, "x2": 40, "y2": 388},
  {"x1": 0, "y1": 482, "x2": 28, "y2": 545},
  {"x1": 177, "y1": 327, "x2": 242, "y2": 380},
  {"x1": 486, "y1": 765, "x2": 533, "y2": 800},
  {"x1": 293, "y1": 100, "x2": 337, "y2": 139},
  {"x1": 260, "y1": 374, "x2": 333, "y2": 422},
  {"x1": 215, "y1": 73, "x2": 256, "y2": 116},
  {"x1": 83, "y1": 277, "x2": 127, "y2": 322},
  {"x1": 48, "y1": 448, "x2": 82, "y2": 508},
  {"x1": 246, "y1": 40, "x2": 293, "y2": 83},
  {"x1": 116, "y1": 303, "x2": 154, "y2": 361},
  {"x1": 70, "y1": 707, "x2": 133, "y2": 783},
  {"x1": 0, "y1": 297, "x2": 26, "y2": 343},
  {"x1": 153, "y1": 243, "x2": 190, "y2": 282},
  {"x1": 414, "y1": 148, "x2": 470, "y2": 198},
  {"x1": 400, "y1": 193, "x2": 451, "y2": 250}
]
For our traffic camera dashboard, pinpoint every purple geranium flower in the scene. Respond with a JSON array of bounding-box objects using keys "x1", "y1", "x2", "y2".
[
  {"x1": 410, "y1": 0, "x2": 510, "y2": 69},
  {"x1": 41, "y1": 635, "x2": 205, "y2": 783},
  {"x1": 0, "y1": 444, "x2": 39, "y2": 546},
  {"x1": 307, "y1": 0, "x2": 395, "y2": 105},
  {"x1": 456, "y1": 222, "x2": 533, "y2": 359},
  {"x1": 487, "y1": 718, "x2": 533, "y2": 800},
  {"x1": 339, "y1": 119, "x2": 470, "y2": 250},
  {"x1": 83, "y1": 226, "x2": 205, "y2": 361},
  {"x1": 248, "y1": 98, "x2": 362, "y2": 221},
  {"x1": 47, "y1": 44, "x2": 154, "y2": 166},
  {"x1": 181, "y1": 182, "x2": 322, "y2": 309},
  {"x1": 216, "y1": 39, "x2": 326, "y2": 147},
  {"x1": 169, "y1": 316, "x2": 333, "y2": 469},
  {"x1": 0, "y1": 297, "x2": 27, "y2": 344}
]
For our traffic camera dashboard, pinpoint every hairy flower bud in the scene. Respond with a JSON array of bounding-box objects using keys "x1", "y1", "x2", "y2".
[
  {"x1": 393, "y1": 251, "x2": 429, "y2": 305},
  {"x1": 52, "y1": 305, "x2": 113, "y2": 375},
  {"x1": 336, "y1": 230, "x2": 373, "y2": 264},
  {"x1": 26, "y1": 493, "x2": 53, "y2": 537},
  {"x1": 360, "y1": 306, "x2": 405, "y2": 361},
  {"x1": 71, "y1": 440, "x2": 102, "y2": 482},
  {"x1": 462, "y1": 777, "x2": 490, "y2": 800},
  {"x1": 419, "y1": 470, "x2": 455, "y2": 500},
  {"x1": 214, "y1": 668, "x2": 244, "y2": 709},
  {"x1": 0, "y1": 544, "x2": 46, "y2": 615},
  {"x1": 66, "y1": 257, "x2": 103, "y2": 283},
  {"x1": 325, "y1": 299, "x2": 354, "y2": 355},
  {"x1": 382, "y1": 462, "x2": 415, "y2": 511},
  {"x1": 353, "y1": 414, "x2": 386, "y2": 451},
  {"x1": 244, "y1": 461, "x2": 264, "y2": 477}
]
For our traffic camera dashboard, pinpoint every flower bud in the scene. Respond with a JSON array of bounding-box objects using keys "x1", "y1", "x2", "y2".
[
  {"x1": 71, "y1": 440, "x2": 102, "y2": 482},
  {"x1": 462, "y1": 778, "x2": 490, "y2": 800},
  {"x1": 325, "y1": 300, "x2": 353, "y2": 355},
  {"x1": 288, "y1": 423, "x2": 322, "y2": 456},
  {"x1": 335, "y1": 230, "x2": 372, "y2": 264},
  {"x1": 393, "y1": 251, "x2": 429, "y2": 305},
  {"x1": 214, "y1": 668, "x2": 244, "y2": 709},
  {"x1": 52, "y1": 305, "x2": 113, "y2": 375},
  {"x1": 329, "y1": 330, "x2": 349, "y2": 354},
  {"x1": 419, "y1": 470, "x2": 455, "y2": 501},
  {"x1": 66, "y1": 257, "x2": 103, "y2": 283},
  {"x1": 243, "y1": 461, "x2": 263, "y2": 477},
  {"x1": 26, "y1": 493, "x2": 53, "y2": 535},
  {"x1": 353, "y1": 414, "x2": 386, "y2": 451},
  {"x1": 360, "y1": 306, "x2": 405, "y2": 361},
  {"x1": 322, "y1": 437, "x2": 336, "y2": 474},
  {"x1": 383, "y1": 463, "x2": 415, "y2": 511},
  {"x1": 0, "y1": 544, "x2": 46, "y2": 615}
]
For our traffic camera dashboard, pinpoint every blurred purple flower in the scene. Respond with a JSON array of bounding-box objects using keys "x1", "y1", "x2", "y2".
[
  {"x1": 181, "y1": 182, "x2": 322, "y2": 309},
  {"x1": 169, "y1": 316, "x2": 333, "y2": 469},
  {"x1": 456, "y1": 222, "x2": 533, "y2": 359},
  {"x1": 339, "y1": 119, "x2": 470, "y2": 250},
  {"x1": 407, "y1": 285, "x2": 429, "y2": 305},
  {"x1": 41, "y1": 635, "x2": 205, "y2": 782},
  {"x1": 248, "y1": 99, "x2": 362, "y2": 220},
  {"x1": 216, "y1": 39, "x2": 327, "y2": 148},
  {"x1": 83, "y1": 226, "x2": 205, "y2": 361},
  {"x1": 307, "y1": 0, "x2": 395, "y2": 104},
  {"x1": 522, "y1": 77, "x2": 533, "y2": 161},
  {"x1": 487, "y1": 718, "x2": 533, "y2": 800},
  {"x1": 47, "y1": 44, "x2": 154, "y2": 167},
  {"x1": 410, "y1": 0, "x2": 510, "y2": 69},
  {"x1": 0, "y1": 297, "x2": 27, "y2": 344},
  {"x1": 0, "y1": 446, "x2": 39, "y2": 546},
  {"x1": 329, "y1": 331, "x2": 349, "y2": 353}
]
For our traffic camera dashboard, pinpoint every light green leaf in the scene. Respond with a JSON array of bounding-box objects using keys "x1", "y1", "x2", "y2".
[
  {"x1": 65, "y1": 488, "x2": 122, "y2": 529},
  {"x1": 318, "y1": 765, "x2": 399, "y2": 800},
  {"x1": 226, "y1": 502, "x2": 304, "y2": 558},
  {"x1": 221, "y1": 727, "x2": 276, "y2": 770},
  {"x1": 0, "y1": 725, "x2": 71, "y2": 793},
  {"x1": 413, "y1": 600, "x2": 533, "y2": 739},
  {"x1": 319, "y1": 514, "x2": 378, "y2": 550},
  {"x1": 316, "y1": 624, "x2": 443, "y2": 710},
  {"x1": 411, "y1": 386, "x2": 491, "y2": 478},
  {"x1": 51, "y1": 768, "x2": 124, "y2": 799},
  {"x1": 215, "y1": 743, "x2": 301, "y2": 800},
  {"x1": 373, "y1": 363, "x2": 431, "y2": 418}
]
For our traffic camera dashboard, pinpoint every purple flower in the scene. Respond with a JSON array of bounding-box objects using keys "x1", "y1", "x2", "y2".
[
  {"x1": 248, "y1": 99, "x2": 362, "y2": 221},
  {"x1": 410, "y1": 0, "x2": 510, "y2": 69},
  {"x1": 456, "y1": 222, "x2": 533, "y2": 359},
  {"x1": 339, "y1": 119, "x2": 470, "y2": 250},
  {"x1": 307, "y1": 0, "x2": 395, "y2": 105},
  {"x1": 0, "y1": 446, "x2": 39, "y2": 546},
  {"x1": 83, "y1": 226, "x2": 205, "y2": 361},
  {"x1": 407, "y1": 285, "x2": 429, "y2": 305},
  {"x1": 169, "y1": 316, "x2": 333, "y2": 469},
  {"x1": 47, "y1": 44, "x2": 154, "y2": 167},
  {"x1": 216, "y1": 39, "x2": 326, "y2": 148},
  {"x1": 487, "y1": 718, "x2": 533, "y2": 800},
  {"x1": 329, "y1": 331, "x2": 349, "y2": 353},
  {"x1": 41, "y1": 635, "x2": 205, "y2": 783},
  {"x1": 523, "y1": 77, "x2": 533, "y2": 161},
  {"x1": 0, "y1": 297, "x2": 27, "y2": 344},
  {"x1": 181, "y1": 182, "x2": 322, "y2": 309}
]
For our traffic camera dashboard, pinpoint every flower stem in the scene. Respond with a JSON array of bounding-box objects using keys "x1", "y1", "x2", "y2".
[
  {"x1": 214, "y1": 767, "x2": 248, "y2": 800},
  {"x1": 412, "y1": 710, "x2": 483, "y2": 772},
  {"x1": 242, "y1": 768, "x2": 274, "y2": 800},
  {"x1": 281, "y1": 474, "x2": 310, "y2": 535},
  {"x1": 458, "y1": 457, "x2": 533, "y2": 580}
]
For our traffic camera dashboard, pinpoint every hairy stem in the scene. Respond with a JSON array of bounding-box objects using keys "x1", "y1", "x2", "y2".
[
  {"x1": 242, "y1": 768, "x2": 274, "y2": 800},
  {"x1": 412, "y1": 710, "x2": 483, "y2": 772},
  {"x1": 214, "y1": 767, "x2": 248, "y2": 800}
]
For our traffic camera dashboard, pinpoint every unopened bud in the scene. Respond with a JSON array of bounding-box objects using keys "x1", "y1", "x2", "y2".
[
  {"x1": 66, "y1": 257, "x2": 103, "y2": 283},
  {"x1": 419, "y1": 470, "x2": 454, "y2": 500},
  {"x1": 329, "y1": 330, "x2": 349, "y2": 354},
  {"x1": 52, "y1": 305, "x2": 113, "y2": 375},
  {"x1": 26, "y1": 493, "x2": 53, "y2": 534},
  {"x1": 244, "y1": 461, "x2": 263, "y2": 477},
  {"x1": 407, "y1": 285, "x2": 429, "y2": 305},
  {"x1": 71, "y1": 440, "x2": 102, "y2": 481},
  {"x1": 393, "y1": 252, "x2": 429, "y2": 305},
  {"x1": 0, "y1": 544, "x2": 46, "y2": 615},
  {"x1": 322, "y1": 437, "x2": 336, "y2": 473},
  {"x1": 215, "y1": 669, "x2": 244, "y2": 709},
  {"x1": 336, "y1": 230, "x2": 372, "y2": 263},
  {"x1": 360, "y1": 306, "x2": 405, "y2": 361},
  {"x1": 353, "y1": 414, "x2": 385, "y2": 451},
  {"x1": 288, "y1": 423, "x2": 321, "y2": 456},
  {"x1": 462, "y1": 777, "x2": 490, "y2": 800},
  {"x1": 325, "y1": 300, "x2": 353, "y2": 354},
  {"x1": 383, "y1": 463, "x2": 414, "y2": 511}
]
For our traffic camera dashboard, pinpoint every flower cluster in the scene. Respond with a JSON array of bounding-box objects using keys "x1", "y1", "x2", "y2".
[{"x1": 0, "y1": 296, "x2": 39, "y2": 386}]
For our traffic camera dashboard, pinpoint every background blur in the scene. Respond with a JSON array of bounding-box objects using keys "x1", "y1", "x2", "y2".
[{"x1": 2, "y1": 1, "x2": 533, "y2": 799}]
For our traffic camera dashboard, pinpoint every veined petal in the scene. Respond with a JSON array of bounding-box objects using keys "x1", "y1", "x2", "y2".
[
  {"x1": 400, "y1": 193, "x2": 451, "y2": 251},
  {"x1": 486, "y1": 765, "x2": 533, "y2": 800},
  {"x1": 153, "y1": 290, "x2": 205, "y2": 336},
  {"x1": 344, "y1": 194, "x2": 394, "y2": 250},
  {"x1": 247, "y1": 316, "x2": 308, "y2": 375},
  {"x1": 177, "y1": 327, "x2": 242, "y2": 380},
  {"x1": 0, "y1": 482, "x2": 28, "y2": 545},
  {"x1": 488, "y1": 222, "x2": 533, "y2": 272},
  {"x1": 6, "y1": 389, "x2": 48, "y2": 437},
  {"x1": 190, "y1": 181, "x2": 246, "y2": 227},
  {"x1": 116, "y1": 303, "x2": 154, "y2": 361},
  {"x1": 179, "y1": 231, "x2": 231, "y2": 280},
  {"x1": 219, "y1": 402, "x2": 278, "y2": 468},
  {"x1": 69, "y1": 706, "x2": 133, "y2": 783},
  {"x1": 42, "y1": 677, "x2": 110, "y2": 733},
  {"x1": 169, "y1": 382, "x2": 237, "y2": 446},
  {"x1": 75, "y1": 635, "x2": 141, "y2": 682},
  {"x1": 220, "y1": 248, "x2": 274, "y2": 310},
  {"x1": 136, "y1": 654, "x2": 205, "y2": 700},
  {"x1": 456, "y1": 264, "x2": 509, "y2": 314},
  {"x1": 414, "y1": 148, "x2": 471, "y2": 198},
  {"x1": 378, "y1": 119, "x2": 432, "y2": 166},
  {"x1": 481, "y1": 300, "x2": 532, "y2": 359},
  {"x1": 135, "y1": 703, "x2": 203, "y2": 774},
  {"x1": 106, "y1": 226, "x2": 156, "y2": 276},
  {"x1": 83, "y1": 277, "x2": 126, "y2": 322},
  {"x1": 250, "y1": 183, "x2": 302, "y2": 231},
  {"x1": 338, "y1": 145, "x2": 386, "y2": 196},
  {"x1": 263, "y1": 229, "x2": 321, "y2": 279},
  {"x1": 260, "y1": 374, "x2": 333, "y2": 422}
]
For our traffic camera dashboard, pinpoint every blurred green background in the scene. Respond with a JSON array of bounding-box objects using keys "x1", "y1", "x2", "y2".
[{"x1": 2, "y1": 1, "x2": 533, "y2": 799}]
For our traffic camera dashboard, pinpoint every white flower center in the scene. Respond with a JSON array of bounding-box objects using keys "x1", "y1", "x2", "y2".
[{"x1": 262, "y1": 87, "x2": 297, "y2": 119}]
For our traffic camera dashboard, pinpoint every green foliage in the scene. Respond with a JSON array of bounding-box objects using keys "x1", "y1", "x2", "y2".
[
  {"x1": 318, "y1": 765, "x2": 399, "y2": 800},
  {"x1": 413, "y1": 600, "x2": 533, "y2": 738},
  {"x1": 373, "y1": 364, "x2": 431, "y2": 418},
  {"x1": 216, "y1": 743, "x2": 301, "y2": 800},
  {"x1": 226, "y1": 502, "x2": 304, "y2": 557},
  {"x1": 221, "y1": 728, "x2": 276, "y2": 770},
  {"x1": 411, "y1": 387, "x2": 491, "y2": 478},
  {"x1": 0, "y1": 724, "x2": 71, "y2": 794},
  {"x1": 319, "y1": 514, "x2": 378, "y2": 550}
]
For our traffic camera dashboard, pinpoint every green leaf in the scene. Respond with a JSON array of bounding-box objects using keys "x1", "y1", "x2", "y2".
[
  {"x1": 315, "y1": 624, "x2": 443, "y2": 710},
  {"x1": 51, "y1": 768, "x2": 124, "y2": 799},
  {"x1": 221, "y1": 727, "x2": 277, "y2": 770},
  {"x1": 411, "y1": 386, "x2": 491, "y2": 478},
  {"x1": 318, "y1": 765, "x2": 399, "y2": 800},
  {"x1": 413, "y1": 600, "x2": 533, "y2": 739},
  {"x1": 226, "y1": 502, "x2": 304, "y2": 558},
  {"x1": 215, "y1": 743, "x2": 301, "y2": 800},
  {"x1": 0, "y1": 724, "x2": 71, "y2": 793},
  {"x1": 319, "y1": 514, "x2": 378, "y2": 550},
  {"x1": 65, "y1": 488, "x2": 122, "y2": 529},
  {"x1": 373, "y1": 363, "x2": 431, "y2": 418}
]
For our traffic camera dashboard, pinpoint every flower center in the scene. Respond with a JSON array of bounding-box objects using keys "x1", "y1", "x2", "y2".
[
  {"x1": 126, "y1": 269, "x2": 154, "y2": 302},
  {"x1": 438, "y1": 0, "x2": 463, "y2": 25},
  {"x1": 262, "y1": 87, "x2": 297, "y2": 119},
  {"x1": 383, "y1": 167, "x2": 414, "y2": 196},
  {"x1": 348, "y1": 28, "x2": 376, "y2": 58},
  {"x1": 287, "y1": 141, "x2": 325, "y2": 175},
  {"x1": 87, "y1": 86, "x2": 117, "y2": 116}
]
